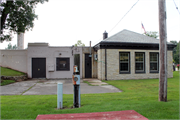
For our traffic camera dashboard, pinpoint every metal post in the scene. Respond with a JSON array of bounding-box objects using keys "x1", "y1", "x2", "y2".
[
  {"x1": 89, "y1": 41, "x2": 91, "y2": 55},
  {"x1": 57, "y1": 83, "x2": 63, "y2": 109},
  {"x1": 72, "y1": 66, "x2": 81, "y2": 108},
  {"x1": 158, "y1": 0, "x2": 167, "y2": 102}
]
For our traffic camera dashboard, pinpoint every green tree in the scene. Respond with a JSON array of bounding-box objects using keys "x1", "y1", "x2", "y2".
[
  {"x1": 170, "y1": 40, "x2": 179, "y2": 64},
  {"x1": 170, "y1": 41, "x2": 177, "y2": 62},
  {"x1": 75, "y1": 40, "x2": 85, "y2": 46},
  {"x1": 144, "y1": 31, "x2": 158, "y2": 39},
  {"x1": 5, "y1": 43, "x2": 17, "y2": 50},
  {"x1": 0, "y1": 0, "x2": 48, "y2": 42},
  {"x1": 174, "y1": 41, "x2": 179, "y2": 64}
]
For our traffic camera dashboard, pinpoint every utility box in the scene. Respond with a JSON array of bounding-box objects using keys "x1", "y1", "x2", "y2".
[
  {"x1": 48, "y1": 64, "x2": 54, "y2": 72},
  {"x1": 94, "y1": 54, "x2": 98, "y2": 60}
]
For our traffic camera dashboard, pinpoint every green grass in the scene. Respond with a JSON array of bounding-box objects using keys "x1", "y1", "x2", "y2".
[
  {"x1": 1, "y1": 72, "x2": 179, "y2": 119},
  {"x1": 1, "y1": 67, "x2": 25, "y2": 76},
  {"x1": 1, "y1": 67, "x2": 26, "y2": 85},
  {"x1": 1, "y1": 80, "x2": 15, "y2": 86}
]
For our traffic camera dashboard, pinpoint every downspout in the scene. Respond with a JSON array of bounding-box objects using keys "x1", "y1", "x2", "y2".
[
  {"x1": 89, "y1": 41, "x2": 91, "y2": 55},
  {"x1": 105, "y1": 48, "x2": 107, "y2": 80},
  {"x1": 103, "y1": 31, "x2": 108, "y2": 81}
]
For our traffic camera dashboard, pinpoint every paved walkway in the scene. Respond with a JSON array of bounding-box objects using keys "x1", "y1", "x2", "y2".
[
  {"x1": 36, "y1": 110, "x2": 148, "y2": 120},
  {"x1": 0, "y1": 79, "x2": 122, "y2": 95}
]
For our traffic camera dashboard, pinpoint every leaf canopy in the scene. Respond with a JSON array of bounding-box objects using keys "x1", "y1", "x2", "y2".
[{"x1": 0, "y1": 0, "x2": 48, "y2": 42}]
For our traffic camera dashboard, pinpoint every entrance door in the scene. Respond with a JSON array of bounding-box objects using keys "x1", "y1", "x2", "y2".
[
  {"x1": 85, "y1": 54, "x2": 92, "y2": 78},
  {"x1": 32, "y1": 58, "x2": 46, "y2": 78}
]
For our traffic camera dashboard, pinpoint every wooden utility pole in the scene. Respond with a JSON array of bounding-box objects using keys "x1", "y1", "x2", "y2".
[{"x1": 158, "y1": 0, "x2": 167, "y2": 102}]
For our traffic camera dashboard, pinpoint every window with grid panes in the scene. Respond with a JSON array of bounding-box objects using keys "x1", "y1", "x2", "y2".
[
  {"x1": 150, "y1": 52, "x2": 159, "y2": 73},
  {"x1": 119, "y1": 52, "x2": 130, "y2": 73},
  {"x1": 135, "y1": 52, "x2": 145, "y2": 73}
]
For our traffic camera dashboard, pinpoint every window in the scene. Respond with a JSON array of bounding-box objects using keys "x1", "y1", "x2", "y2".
[
  {"x1": 150, "y1": 52, "x2": 159, "y2": 73},
  {"x1": 119, "y1": 52, "x2": 130, "y2": 74},
  {"x1": 135, "y1": 52, "x2": 145, "y2": 73},
  {"x1": 56, "y1": 58, "x2": 70, "y2": 71}
]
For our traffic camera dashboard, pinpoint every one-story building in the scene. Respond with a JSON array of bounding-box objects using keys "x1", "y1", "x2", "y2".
[
  {"x1": 94, "y1": 29, "x2": 176, "y2": 80},
  {"x1": 0, "y1": 29, "x2": 176, "y2": 80}
]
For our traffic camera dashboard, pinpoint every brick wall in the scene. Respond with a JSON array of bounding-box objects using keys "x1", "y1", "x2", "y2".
[{"x1": 97, "y1": 49, "x2": 173, "y2": 80}]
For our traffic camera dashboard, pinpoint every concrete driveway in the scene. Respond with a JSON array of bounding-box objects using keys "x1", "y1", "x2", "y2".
[{"x1": 0, "y1": 79, "x2": 121, "y2": 95}]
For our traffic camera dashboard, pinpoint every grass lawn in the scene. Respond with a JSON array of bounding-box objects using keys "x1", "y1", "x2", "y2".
[
  {"x1": 1, "y1": 80, "x2": 15, "y2": 86},
  {"x1": 1, "y1": 67, "x2": 25, "y2": 86},
  {"x1": 1, "y1": 72, "x2": 179, "y2": 119},
  {"x1": 1, "y1": 67, "x2": 25, "y2": 76}
]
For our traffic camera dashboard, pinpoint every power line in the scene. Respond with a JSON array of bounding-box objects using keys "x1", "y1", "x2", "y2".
[
  {"x1": 92, "y1": 36, "x2": 103, "y2": 46},
  {"x1": 108, "y1": 0, "x2": 140, "y2": 33},
  {"x1": 93, "y1": 0, "x2": 140, "y2": 46},
  {"x1": 173, "y1": 0, "x2": 180, "y2": 15}
]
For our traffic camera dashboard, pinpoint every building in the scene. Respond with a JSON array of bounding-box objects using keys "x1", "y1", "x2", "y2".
[
  {"x1": 94, "y1": 29, "x2": 176, "y2": 80},
  {"x1": 0, "y1": 29, "x2": 176, "y2": 80}
]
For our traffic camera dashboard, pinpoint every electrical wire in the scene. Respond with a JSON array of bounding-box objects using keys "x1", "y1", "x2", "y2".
[
  {"x1": 173, "y1": 0, "x2": 180, "y2": 15},
  {"x1": 93, "y1": 0, "x2": 140, "y2": 46},
  {"x1": 108, "y1": 0, "x2": 140, "y2": 33}
]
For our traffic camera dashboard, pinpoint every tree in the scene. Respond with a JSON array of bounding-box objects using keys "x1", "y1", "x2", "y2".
[
  {"x1": 5, "y1": 43, "x2": 17, "y2": 50},
  {"x1": 170, "y1": 41, "x2": 178, "y2": 63},
  {"x1": 0, "y1": 0, "x2": 48, "y2": 42},
  {"x1": 144, "y1": 31, "x2": 158, "y2": 39},
  {"x1": 75, "y1": 40, "x2": 85, "y2": 46},
  {"x1": 174, "y1": 41, "x2": 179, "y2": 64}
]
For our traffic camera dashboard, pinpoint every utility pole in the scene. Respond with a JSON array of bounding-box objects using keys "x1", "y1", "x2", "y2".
[{"x1": 158, "y1": 0, "x2": 167, "y2": 102}]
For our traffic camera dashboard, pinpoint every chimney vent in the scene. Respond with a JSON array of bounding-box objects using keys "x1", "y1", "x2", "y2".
[{"x1": 103, "y1": 31, "x2": 108, "y2": 40}]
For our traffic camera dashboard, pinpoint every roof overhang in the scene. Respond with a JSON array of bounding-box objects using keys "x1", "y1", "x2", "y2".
[{"x1": 93, "y1": 41, "x2": 176, "y2": 51}]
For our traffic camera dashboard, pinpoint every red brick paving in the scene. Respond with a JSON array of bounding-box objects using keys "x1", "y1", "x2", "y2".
[{"x1": 36, "y1": 110, "x2": 148, "y2": 120}]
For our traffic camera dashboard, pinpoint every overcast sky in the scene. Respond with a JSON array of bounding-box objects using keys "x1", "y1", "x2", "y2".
[{"x1": 0, "y1": 0, "x2": 180, "y2": 49}]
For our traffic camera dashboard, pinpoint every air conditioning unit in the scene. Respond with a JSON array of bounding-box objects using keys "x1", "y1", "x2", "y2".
[{"x1": 94, "y1": 54, "x2": 98, "y2": 60}]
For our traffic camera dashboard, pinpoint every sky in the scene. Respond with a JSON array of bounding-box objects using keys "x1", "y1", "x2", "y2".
[{"x1": 0, "y1": 0, "x2": 180, "y2": 49}]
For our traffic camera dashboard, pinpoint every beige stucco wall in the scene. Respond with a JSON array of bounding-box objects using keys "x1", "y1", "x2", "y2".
[
  {"x1": 97, "y1": 49, "x2": 173, "y2": 80},
  {"x1": 27, "y1": 43, "x2": 83, "y2": 79},
  {"x1": 82, "y1": 47, "x2": 97, "y2": 78},
  {"x1": 0, "y1": 50, "x2": 27, "y2": 73}
]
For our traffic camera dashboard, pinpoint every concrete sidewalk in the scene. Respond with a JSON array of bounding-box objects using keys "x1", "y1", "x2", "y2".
[{"x1": 0, "y1": 79, "x2": 121, "y2": 95}]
